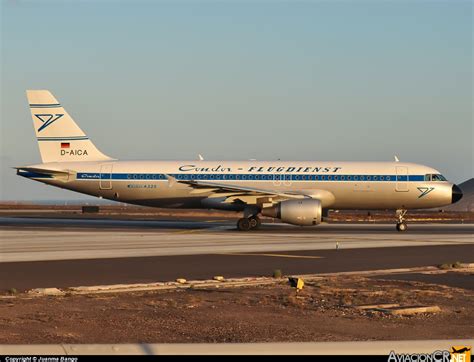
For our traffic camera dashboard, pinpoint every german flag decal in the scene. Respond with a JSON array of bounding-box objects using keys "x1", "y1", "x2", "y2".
[{"x1": 61, "y1": 142, "x2": 70, "y2": 149}]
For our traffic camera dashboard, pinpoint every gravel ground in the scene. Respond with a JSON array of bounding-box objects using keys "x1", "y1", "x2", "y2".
[{"x1": 1, "y1": 273, "x2": 473, "y2": 343}]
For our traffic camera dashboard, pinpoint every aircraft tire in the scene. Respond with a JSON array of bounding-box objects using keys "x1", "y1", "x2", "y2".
[
  {"x1": 396, "y1": 222, "x2": 407, "y2": 232},
  {"x1": 248, "y1": 216, "x2": 261, "y2": 229},
  {"x1": 237, "y1": 218, "x2": 251, "y2": 231}
]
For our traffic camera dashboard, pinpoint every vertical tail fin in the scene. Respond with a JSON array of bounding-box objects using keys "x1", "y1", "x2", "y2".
[{"x1": 27, "y1": 90, "x2": 113, "y2": 163}]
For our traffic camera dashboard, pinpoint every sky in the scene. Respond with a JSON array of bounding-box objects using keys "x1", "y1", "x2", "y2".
[{"x1": 1, "y1": 0, "x2": 472, "y2": 200}]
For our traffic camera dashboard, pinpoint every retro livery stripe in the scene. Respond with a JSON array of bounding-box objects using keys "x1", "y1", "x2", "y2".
[
  {"x1": 37, "y1": 136, "x2": 89, "y2": 141},
  {"x1": 29, "y1": 103, "x2": 62, "y2": 108},
  {"x1": 74, "y1": 173, "x2": 426, "y2": 182}
]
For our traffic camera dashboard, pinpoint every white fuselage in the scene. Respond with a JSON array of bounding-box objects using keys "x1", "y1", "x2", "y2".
[{"x1": 19, "y1": 160, "x2": 455, "y2": 211}]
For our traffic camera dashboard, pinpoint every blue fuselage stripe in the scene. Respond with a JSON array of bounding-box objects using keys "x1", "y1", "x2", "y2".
[{"x1": 75, "y1": 173, "x2": 426, "y2": 182}]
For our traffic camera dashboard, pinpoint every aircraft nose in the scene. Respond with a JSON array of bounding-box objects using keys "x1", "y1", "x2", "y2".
[{"x1": 452, "y1": 184, "x2": 463, "y2": 204}]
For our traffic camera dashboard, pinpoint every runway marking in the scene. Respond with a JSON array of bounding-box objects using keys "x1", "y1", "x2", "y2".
[
  {"x1": 172, "y1": 229, "x2": 207, "y2": 234},
  {"x1": 218, "y1": 252, "x2": 323, "y2": 259}
]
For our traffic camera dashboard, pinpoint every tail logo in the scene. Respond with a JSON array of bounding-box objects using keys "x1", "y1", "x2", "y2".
[{"x1": 35, "y1": 114, "x2": 64, "y2": 132}]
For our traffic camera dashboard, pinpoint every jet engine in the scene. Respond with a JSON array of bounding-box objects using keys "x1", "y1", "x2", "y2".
[{"x1": 261, "y1": 199, "x2": 322, "y2": 226}]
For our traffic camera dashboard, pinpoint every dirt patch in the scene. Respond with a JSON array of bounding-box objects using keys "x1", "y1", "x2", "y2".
[{"x1": 1, "y1": 274, "x2": 472, "y2": 343}]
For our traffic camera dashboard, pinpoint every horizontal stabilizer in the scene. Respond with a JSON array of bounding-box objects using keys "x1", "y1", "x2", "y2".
[{"x1": 15, "y1": 166, "x2": 72, "y2": 181}]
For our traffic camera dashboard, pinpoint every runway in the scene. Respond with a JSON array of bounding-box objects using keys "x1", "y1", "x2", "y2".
[
  {"x1": 1, "y1": 216, "x2": 473, "y2": 234},
  {"x1": 0, "y1": 217, "x2": 472, "y2": 291},
  {"x1": 1, "y1": 217, "x2": 473, "y2": 262},
  {"x1": 1, "y1": 244, "x2": 473, "y2": 291}
]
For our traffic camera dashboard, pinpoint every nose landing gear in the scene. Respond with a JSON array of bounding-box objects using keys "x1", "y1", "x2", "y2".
[{"x1": 396, "y1": 209, "x2": 408, "y2": 232}]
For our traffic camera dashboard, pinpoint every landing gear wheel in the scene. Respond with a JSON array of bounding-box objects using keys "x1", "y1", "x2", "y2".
[
  {"x1": 249, "y1": 216, "x2": 261, "y2": 229},
  {"x1": 395, "y1": 209, "x2": 408, "y2": 232},
  {"x1": 396, "y1": 222, "x2": 407, "y2": 232},
  {"x1": 237, "y1": 218, "x2": 251, "y2": 231}
]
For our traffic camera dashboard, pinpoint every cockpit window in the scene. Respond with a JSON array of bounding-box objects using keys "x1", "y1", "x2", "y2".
[
  {"x1": 432, "y1": 174, "x2": 447, "y2": 181},
  {"x1": 425, "y1": 174, "x2": 447, "y2": 182}
]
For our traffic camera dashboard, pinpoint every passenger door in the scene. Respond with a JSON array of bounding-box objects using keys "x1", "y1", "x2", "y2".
[
  {"x1": 99, "y1": 164, "x2": 113, "y2": 190},
  {"x1": 395, "y1": 166, "x2": 408, "y2": 192}
]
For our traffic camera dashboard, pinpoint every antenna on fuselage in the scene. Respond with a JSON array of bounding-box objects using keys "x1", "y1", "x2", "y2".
[
  {"x1": 394, "y1": 155, "x2": 400, "y2": 162},
  {"x1": 198, "y1": 154, "x2": 204, "y2": 161}
]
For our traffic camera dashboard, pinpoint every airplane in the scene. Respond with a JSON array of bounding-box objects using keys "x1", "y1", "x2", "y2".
[
  {"x1": 16, "y1": 90, "x2": 463, "y2": 231},
  {"x1": 451, "y1": 347, "x2": 471, "y2": 354}
]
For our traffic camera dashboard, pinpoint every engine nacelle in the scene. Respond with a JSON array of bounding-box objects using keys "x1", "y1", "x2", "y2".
[{"x1": 262, "y1": 199, "x2": 322, "y2": 226}]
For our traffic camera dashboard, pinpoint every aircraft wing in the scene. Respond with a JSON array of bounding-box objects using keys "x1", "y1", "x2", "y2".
[
  {"x1": 165, "y1": 175, "x2": 309, "y2": 200},
  {"x1": 165, "y1": 175, "x2": 336, "y2": 207}
]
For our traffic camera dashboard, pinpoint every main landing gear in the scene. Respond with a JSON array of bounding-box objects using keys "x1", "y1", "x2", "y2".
[
  {"x1": 396, "y1": 209, "x2": 408, "y2": 232},
  {"x1": 237, "y1": 215, "x2": 261, "y2": 231}
]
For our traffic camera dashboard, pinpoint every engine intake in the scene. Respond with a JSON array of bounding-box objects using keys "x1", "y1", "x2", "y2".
[{"x1": 262, "y1": 199, "x2": 322, "y2": 226}]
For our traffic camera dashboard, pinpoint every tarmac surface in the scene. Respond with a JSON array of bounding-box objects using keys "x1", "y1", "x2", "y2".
[
  {"x1": 1, "y1": 217, "x2": 472, "y2": 291},
  {"x1": 1, "y1": 217, "x2": 472, "y2": 262}
]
